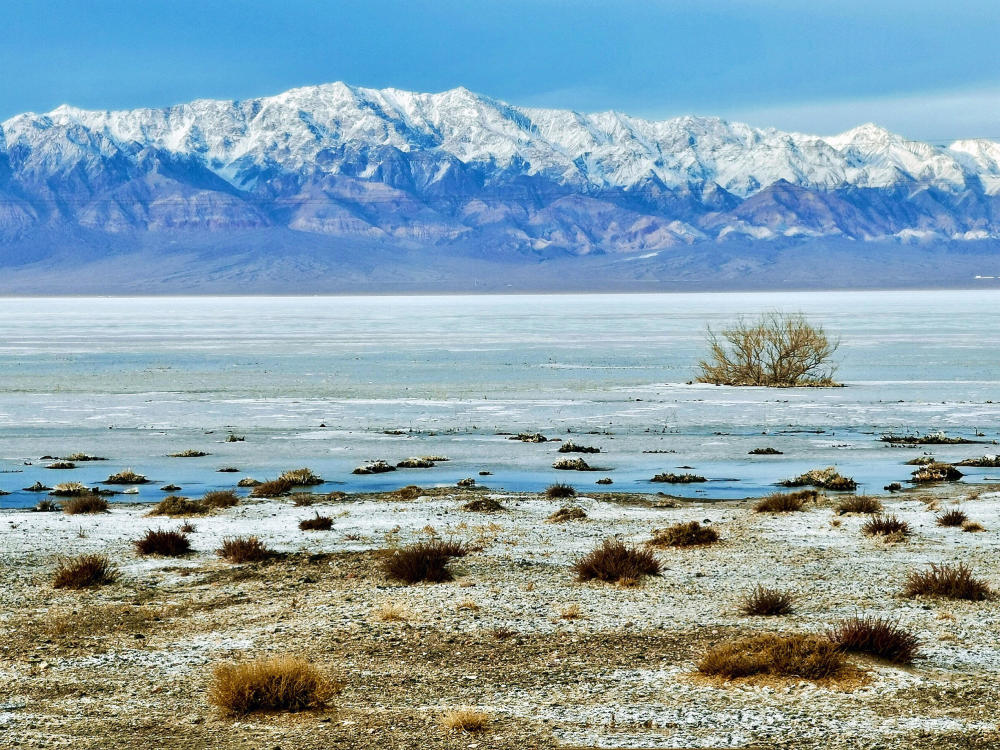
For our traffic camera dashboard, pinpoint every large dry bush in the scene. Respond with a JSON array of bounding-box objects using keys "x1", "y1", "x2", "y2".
[
  {"x1": 904, "y1": 563, "x2": 991, "y2": 601},
  {"x1": 572, "y1": 539, "x2": 660, "y2": 583},
  {"x1": 829, "y1": 615, "x2": 919, "y2": 664},
  {"x1": 208, "y1": 656, "x2": 338, "y2": 715},
  {"x1": 62, "y1": 494, "x2": 109, "y2": 515},
  {"x1": 53, "y1": 554, "x2": 117, "y2": 589},
  {"x1": 133, "y1": 529, "x2": 192, "y2": 556},
  {"x1": 217, "y1": 536, "x2": 274, "y2": 563},
  {"x1": 382, "y1": 541, "x2": 466, "y2": 584},
  {"x1": 697, "y1": 312, "x2": 840, "y2": 387}
]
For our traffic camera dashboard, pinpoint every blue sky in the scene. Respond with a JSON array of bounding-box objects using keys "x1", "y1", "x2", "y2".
[{"x1": 3, "y1": 0, "x2": 999, "y2": 140}]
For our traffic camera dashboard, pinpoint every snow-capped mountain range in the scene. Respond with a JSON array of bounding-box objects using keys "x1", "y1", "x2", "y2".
[{"x1": 2, "y1": 81, "x2": 1000, "y2": 291}]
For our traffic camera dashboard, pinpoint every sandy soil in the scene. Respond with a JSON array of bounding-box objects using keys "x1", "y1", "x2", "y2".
[{"x1": 2, "y1": 483, "x2": 1000, "y2": 749}]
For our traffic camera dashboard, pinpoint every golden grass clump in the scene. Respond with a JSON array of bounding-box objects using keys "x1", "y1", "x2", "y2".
[
  {"x1": 648, "y1": 521, "x2": 719, "y2": 547},
  {"x1": 279, "y1": 467, "x2": 324, "y2": 486},
  {"x1": 147, "y1": 496, "x2": 208, "y2": 516},
  {"x1": 697, "y1": 633, "x2": 846, "y2": 680},
  {"x1": 440, "y1": 708, "x2": 490, "y2": 733},
  {"x1": 547, "y1": 505, "x2": 587, "y2": 523},
  {"x1": 62, "y1": 494, "x2": 109, "y2": 515},
  {"x1": 835, "y1": 495, "x2": 883, "y2": 514},
  {"x1": 462, "y1": 497, "x2": 504, "y2": 512},
  {"x1": 374, "y1": 600, "x2": 414, "y2": 622},
  {"x1": 250, "y1": 478, "x2": 294, "y2": 497},
  {"x1": 754, "y1": 490, "x2": 816, "y2": 513},
  {"x1": 53, "y1": 554, "x2": 117, "y2": 589},
  {"x1": 217, "y1": 536, "x2": 274, "y2": 563},
  {"x1": 201, "y1": 490, "x2": 240, "y2": 509},
  {"x1": 572, "y1": 538, "x2": 660, "y2": 584},
  {"x1": 207, "y1": 657, "x2": 338, "y2": 715}
]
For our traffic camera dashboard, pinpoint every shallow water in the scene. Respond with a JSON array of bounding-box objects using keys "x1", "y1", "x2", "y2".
[{"x1": 1, "y1": 291, "x2": 998, "y2": 507}]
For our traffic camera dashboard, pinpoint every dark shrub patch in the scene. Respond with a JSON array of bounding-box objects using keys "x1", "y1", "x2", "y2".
[
  {"x1": 32, "y1": 499, "x2": 60, "y2": 512},
  {"x1": 208, "y1": 657, "x2": 337, "y2": 715},
  {"x1": 105, "y1": 469, "x2": 149, "y2": 485},
  {"x1": 829, "y1": 615, "x2": 919, "y2": 664},
  {"x1": 697, "y1": 633, "x2": 846, "y2": 680},
  {"x1": 651, "y1": 473, "x2": 706, "y2": 483},
  {"x1": 160, "y1": 484, "x2": 182, "y2": 492},
  {"x1": 53, "y1": 554, "x2": 117, "y2": 589},
  {"x1": 134, "y1": 529, "x2": 192, "y2": 556},
  {"x1": 553, "y1": 458, "x2": 600, "y2": 471},
  {"x1": 62, "y1": 494, "x2": 109, "y2": 515},
  {"x1": 861, "y1": 514, "x2": 911, "y2": 537},
  {"x1": 217, "y1": 536, "x2": 274, "y2": 563},
  {"x1": 237, "y1": 478, "x2": 261, "y2": 487},
  {"x1": 353, "y1": 460, "x2": 396, "y2": 475},
  {"x1": 509, "y1": 433, "x2": 547, "y2": 443},
  {"x1": 572, "y1": 539, "x2": 660, "y2": 583},
  {"x1": 780, "y1": 467, "x2": 856, "y2": 491},
  {"x1": 558, "y1": 442, "x2": 600, "y2": 454},
  {"x1": 748, "y1": 447, "x2": 783, "y2": 455},
  {"x1": 835, "y1": 495, "x2": 882, "y2": 514},
  {"x1": 740, "y1": 586, "x2": 794, "y2": 616},
  {"x1": 217, "y1": 466, "x2": 240, "y2": 473},
  {"x1": 462, "y1": 497, "x2": 504, "y2": 512},
  {"x1": 169, "y1": 449, "x2": 209, "y2": 458},
  {"x1": 397, "y1": 457, "x2": 435, "y2": 468},
  {"x1": 904, "y1": 563, "x2": 991, "y2": 601},
  {"x1": 46, "y1": 461, "x2": 76, "y2": 470},
  {"x1": 395, "y1": 485, "x2": 422, "y2": 500},
  {"x1": 649, "y1": 521, "x2": 719, "y2": 547},
  {"x1": 545, "y1": 483, "x2": 577, "y2": 499},
  {"x1": 381, "y1": 541, "x2": 464, "y2": 584},
  {"x1": 299, "y1": 513, "x2": 333, "y2": 531},
  {"x1": 936, "y1": 508, "x2": 968, "y2": 527}
]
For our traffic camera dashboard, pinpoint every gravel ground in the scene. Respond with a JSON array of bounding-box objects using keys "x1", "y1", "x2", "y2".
[{"x1": 2, "y1": 483, "x2": 999, "y2": 749}]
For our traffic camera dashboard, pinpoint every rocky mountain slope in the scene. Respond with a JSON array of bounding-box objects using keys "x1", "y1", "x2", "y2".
[{"x1": 2, "y1": 82, "x2": 1000, "y2": 290}]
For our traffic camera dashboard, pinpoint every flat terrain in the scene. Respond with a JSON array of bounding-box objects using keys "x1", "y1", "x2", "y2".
[{"x1": 2, "y1": 484, "x2": 999, "y2": 749}]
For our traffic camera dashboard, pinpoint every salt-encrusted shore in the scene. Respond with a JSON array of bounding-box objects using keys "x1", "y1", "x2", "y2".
[{"x1": 2, "y1": 483, "x2": 999, "y2": 749}]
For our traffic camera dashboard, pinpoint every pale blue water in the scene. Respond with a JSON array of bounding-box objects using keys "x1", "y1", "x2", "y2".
[{"x1": 1, "y1": 291, "x2": 998, "y2": 507}]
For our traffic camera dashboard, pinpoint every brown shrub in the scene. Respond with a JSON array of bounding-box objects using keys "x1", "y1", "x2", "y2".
[
  {"x1": 462, "y1": 498, "x2": 504, "y2": 512},
  {"x1": 835, "y1": 495, "x2": 883, "y2": 514},
  {"x1": 780, "y1": 467, "x2": 855, "y2": 491},
  {"x1": 207, "y1": 656, "x2": 338, "y2": 715},
  {"x1": 829, "y1": 615, "x2": 919, "y2": 664},
  {"x1": 936, "y1": 508, "x2": 968, "y2": 527},
  {"x1": 299, "y1": 513, "x2": 333, "y2": 531},
  {"x1": 133, "y1": 529, "x2": 192, "y2": 556},
  {"x1": 572, "y1": 539, "x2": 660, "y2": 583},
  {"x1": 545, "y1": 483, "x2": 577, "y2": 499},
  {"x1": 649, "y1": 521, "x2": 719, "y2": 547},
  {"x1": 104, "y1": 469, "x2": 148, "y2": 484},
  {"x1": 381, "y1": 541, "x2": 464, "y2": 584},
  {"x1": 754, "y1": 490, "x2": 815, "y2": 513},
  {"x1": 62, "y1": 494, "x2": 109, "y2": 515},
  {"x1": 740, "y1": 586, "x2": 794, "y2": 616},
  {"x1": 904, "y1": 563, "x2": 991, "y2": 601},
  {"x1": 861, "y1": 514, "x2": 911, "y2": 537},
  {"x1": 32, "y1": 499, "x2": 60, "y2": 512},
  {"x1": 250, "y1": 478, "x2": 294, "y2": 498},
  {"x1": 547, "y1": 506, "x2": 587, "y2": 523},
  {"x1": 395, "y1": 485, "x2": 422, "y2": 500},
  {"x1": 279, "y1": 467, "x2": 323, "y2": 486},
  {"x1": 696, "y1": 633, "x2": 846, "y2": 680},
  {"x1": 962, "y1": 521, "x2": 986, "y2": 533},
  {"x1": 201, "y1": 490, "x2": 240, "y2": 509},
  {"x1": 53, "y1": 554, "x2": 117, "y2": 589},
  {"x1": 217, "y1": 536, "x2": 274, "y2": 563},
  {"x1": 148, "y1": 496, "x2": 208, "y2": 516},
  {"x1": 169, "y1": 449, "x2": 209, "y2": 457}
]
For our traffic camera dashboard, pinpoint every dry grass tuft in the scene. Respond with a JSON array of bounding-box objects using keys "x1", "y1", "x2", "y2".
[
  {"x1": 61, "y1": 494, "x2": 109, "y2": 515},
  {"x1": 740, "y1": 586, "x2": 794, "y2": 616},
  {"x1": 53, "y1": 554, "x2": 117, "y2": 589},
  {"x1": 251, "y1": 478, "x2": 295, "y2": 497},
  {"x1": 545, "y1": 483, "x2": 577, "y2": 499},
  {"x1": 829, "y1": 615, "x2": 919, "y2": 664},
  {"x1": 558, "y1": 603, "x2": 583, "y2": 620},
  {"x1": 936, "y1": 508, "x2": 968, "y2": 527},
  {"x1": 147, "y1": 495, "x2": 207, "y2": 516},
  {"x1": 169, "y1": 449, "x2": 208, "y2": 458},
  {"x1": 754, "y1": 490, "x2": 816, "y2": 513},
  {"x1": 462, "y1": 497, "x2": 504, "y2": 512},
  {"x1": 279, "y1": 467, "x2": 324, "y2": 486},
  {"x1": 374, "y1": 600, "x2": 415, "y2": 622},
  {"x1": 133, "y1": 528, "x2": 192, "y2": 556},
  {"x1": 547, "y1": 505, "x2": 587, "y2": 523},
  {"x1": 962, "y1": 521, "x2": 986, "y2": 533},
  {"x1": 904, "y1": 563, "x2": 992, "y2": 601},
  {"x1": 299, "y1": 513, "x2": 333, "y2": 531},
  {"x1": 207, "y1": 656, "x2": 338, "y2": 715},
  {"x1": 381, "y1": 541, "x2": 466, "y2": 584},
  {"x1": 32, "y1": 499, "x2": 60, "y2": 512},
  {"x1": 697, "y1": 633, "x2": 846, "y2": 680},
  {"x1": 395, "y1": 485, "x2": 422, "y2": 500},
  {"x1": 649, "y1": 521, "x2": 719, "y2": 547},
  {"x1": 861, "y1": 514, "x2": 911, "y2": 538},
  {"x1": 835, "y1": 495, "x2": 883, "y2": 514},
  {"x1": 573, "y1": 538, "x2": 660, "y2": 583},
  {"x1": 201, "y1": 490, "x2": 240, "y2": 509},
  {"x1": 650, "y1": 472, "x2": 707, "y2": 483},
  {"x1": 217, "y1": 536, "x2": 274, "y2": 563},
  {"x1": 440, "y1": 708, "x2": 489, "y2": 733}
]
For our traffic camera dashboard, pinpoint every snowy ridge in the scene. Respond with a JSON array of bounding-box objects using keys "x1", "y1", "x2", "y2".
[{"x1": 3, "y1": 81, "x2": 1000, "y2": 254}]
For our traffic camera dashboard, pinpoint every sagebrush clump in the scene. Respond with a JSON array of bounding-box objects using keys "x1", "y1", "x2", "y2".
[
  {"x1": 382, "y1": 541, "x2": 467, "y2": 584},
  {"x1": 904, "y1": 563, "x2": 991, "y2": 601},
  {"x1": 208, "y1": 657, "x2": 338, "y2": 715},
  {"x1": 648, "y1": 521, "x2": 719, "y2": 547},
  {"x1": 217, "y1": 536, "x2": 273, "y2": 563},
  {"x1": 53, "y1": 554, "x2": 117, "y2": 589},
  {"x1": 133, "y1": 529, "x2": 192, "y2": 556},
  {"x1": 740, "y1": 586, "x2": 794, "y2": 616},
  {"x1": 697, "y1": 633, "x2": 846, "y2": 680},
  {"x1": 572, "y1": 539, "x2": 660, "y2": 583},
  {"x1": 829, "y1": 615, "x2": 919, "y2": 664}
]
